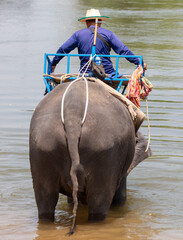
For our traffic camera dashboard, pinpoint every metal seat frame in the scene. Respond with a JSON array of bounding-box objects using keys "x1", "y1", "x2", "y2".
[{"x1": 43, "y1": 53, "x2": 143, "y2": 94}]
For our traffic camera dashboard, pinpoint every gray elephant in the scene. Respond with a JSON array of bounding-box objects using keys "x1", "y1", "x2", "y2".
[{"x1": 29, "y1": 80, "x2": 151, "y2": 234}]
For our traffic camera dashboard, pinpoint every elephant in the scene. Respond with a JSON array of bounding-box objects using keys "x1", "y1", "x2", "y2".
[{"x1": 29, "y1": 79, "x2": 152, "y2": 234}]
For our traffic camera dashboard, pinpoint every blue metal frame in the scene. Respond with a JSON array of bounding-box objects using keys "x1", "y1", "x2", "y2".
[{"x1": 43, "y1": 53, "x2": 143, "y2": 94}]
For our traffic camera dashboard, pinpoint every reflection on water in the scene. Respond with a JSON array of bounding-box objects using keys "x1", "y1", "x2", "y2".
[{"x1": 0, "y1": 0, "x2": 183, "y2": 239}]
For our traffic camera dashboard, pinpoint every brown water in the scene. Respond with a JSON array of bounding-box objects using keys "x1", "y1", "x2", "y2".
[{"x1": 0, "y1": 0, "x2": 183, "y2": 239}]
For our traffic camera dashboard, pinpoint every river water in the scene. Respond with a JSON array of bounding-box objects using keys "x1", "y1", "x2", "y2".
[{"x1": 0, "y1": 0, "x2": 183, "y2": 239}]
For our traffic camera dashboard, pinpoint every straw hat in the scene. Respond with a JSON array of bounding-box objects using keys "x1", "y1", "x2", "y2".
[{"x1": 78, "y1": 9, "x2": 109, "y2": 22}]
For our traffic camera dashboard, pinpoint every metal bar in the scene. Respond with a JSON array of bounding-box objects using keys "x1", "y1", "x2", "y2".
[
  {"x1": 139, "y1": 56, "x2": 143, "y2": 65},
  {"x1": 122, "y1": 85, "x2": 127, "y2": 94},
  {"x1": 115, "y1": 56, "x2": 119, "y2": 78},
  {"x1": 45, "y1": 53, "x2": 142, "y2": 59},
  {"x1": 44, "y1": 54, "x2": 47, "y2": 74},
  {"x1": 104, "y1": 78, "x2": 129, "y2": 81},
  {"x1": 43, "y1": 54, "x2": 51, "y2": 93},
  {"x1": 139, "y1": 56, "x2": 145, "y2": 77},
  {"x1": 92, "y1": 46, "x2": 96, "y2": 57},
  {"x1": 46, "y1": 53, "x2": 91, "y2": 57},
  {"x1": 117, "y1": 80, "x2": 124, "y2": 92},
  {"x1": 44, "y1": 76, "x2": 130, "y2": 82},
  {"x1": 47, "y1": 56, "x2": 52, "y2": 74},
  {"x1": 99, "y1": 54, "x2": 143, "y2": 59},
  {"x1": 43, "y1": 76, "x2": 51, "y2": 93},
  {"x1": 67, "y1": 55, "x2": 70, "y2": 74}
]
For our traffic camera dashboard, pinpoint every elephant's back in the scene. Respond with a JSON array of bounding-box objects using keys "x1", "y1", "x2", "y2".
[
  {"x1": 30, "y1": 80, "x2": 135, "y2": 152},
  {"x1": 80, "y1": 81, "x2": 135, "y2": 152}
]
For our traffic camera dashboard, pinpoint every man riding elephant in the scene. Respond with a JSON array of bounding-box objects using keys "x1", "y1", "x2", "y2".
[
  {"x1": 30, "y1": 8, "x2": 152, "y2": 235},
  {"x1": 51, "y1": 9, "x2": 147, "y2": 74}
]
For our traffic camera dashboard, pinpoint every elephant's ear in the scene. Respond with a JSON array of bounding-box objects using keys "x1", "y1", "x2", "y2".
[{"x1": 127, "y1": 131, "x2": 152, "y2": 175}]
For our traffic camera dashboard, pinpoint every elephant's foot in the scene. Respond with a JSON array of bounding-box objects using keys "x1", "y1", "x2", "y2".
[
  {"x1": 34, "y1": 184, "x2": 59, "y2": 222},
  {"x1": 88, "y1": 213, "x2": 106, "y2": 222},
  {"x1": 112, "y1": 196, "x2": 126, "y2": 206},
  {"x1": 36, "y1": 190, "x2": 59, "y2": 222},
  {"x1": 39, "y1": 212, "x2": 55, "y2": 222},
  {"x1": 87, "y1": 193, "x2": 112, "y2": 223}
]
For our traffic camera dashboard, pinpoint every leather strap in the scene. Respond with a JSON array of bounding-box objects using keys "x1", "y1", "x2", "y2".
[{"x1": 89, "y1": 27, "x2": 111, "y2": 52}]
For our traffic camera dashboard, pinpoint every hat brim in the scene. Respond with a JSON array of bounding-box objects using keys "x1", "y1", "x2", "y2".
[{"x1": 78, "y1": 16, "x2": 110, "y2": 22}]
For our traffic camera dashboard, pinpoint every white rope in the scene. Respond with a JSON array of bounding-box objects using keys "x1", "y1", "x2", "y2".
[
  {"x1": 60, "y1": 74, "x2": 73, "y2": 83},
  {"x1": 81, "y1": 77, "x2": 89, "y2": 124},
  {"x1": 61, "y1": 55, "x2": 95, "y2": 125},
  {"x1": 61, "y1": 76, "x2": 88, "y2": 125},
  {"x1": 145, "y1": 99, "x2": 151, "y2": 152},
  {"x1": 77, "y1": 54, "x2": 96, "y2": 78}
]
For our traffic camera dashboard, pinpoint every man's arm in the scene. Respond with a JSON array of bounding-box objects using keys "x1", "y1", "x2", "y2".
[
  {"x1": 109, "y1": 32, "x2": 140, "y2": 65},
  {"x1": 51, "y1": 33, "x2": 78, "y2": 72},
  {"x1": 109, "y1": 32, "x2": 147, "y2": 71}
]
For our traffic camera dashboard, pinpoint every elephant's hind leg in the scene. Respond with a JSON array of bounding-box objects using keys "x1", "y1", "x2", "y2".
[
  {"x1": 112, "y1": 176, "x2": 127, "y2": 206},
  {"x1": 86, "y1": 177, "x2": 114, "y2": 222},
  {"x1": 87, "y1": 193, "x2": 112, "y2": 222},
  {"x1": 35, "y1": 187, "x2": 59, "y2": 222},
  {"x1": 32, "y1": 170, "x2": 59, "y2": 221}
]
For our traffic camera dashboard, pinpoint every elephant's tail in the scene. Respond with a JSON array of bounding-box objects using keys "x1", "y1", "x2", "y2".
[{"x1": 64, "y1": 124, "x2": 85, "y2": 235}]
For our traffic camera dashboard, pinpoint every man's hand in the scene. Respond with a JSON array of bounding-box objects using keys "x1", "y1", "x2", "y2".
[
  {"x1": 143, "y1": 63, "x2": 147, "y2": 71},
  {"x1": 140, "y1": 63, "x2": 147, "y2": 77},
  {"x1": 51, "y1": 65, "x2": 56, "y2": 72}
]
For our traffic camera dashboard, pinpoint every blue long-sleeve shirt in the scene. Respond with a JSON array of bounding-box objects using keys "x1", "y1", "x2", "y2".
[{"x1": 52, "y1": 26, "x2": 140, "y2": 74}]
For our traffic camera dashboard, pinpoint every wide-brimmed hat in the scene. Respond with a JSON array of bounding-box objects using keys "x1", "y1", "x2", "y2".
[{"x1": 78, "y1": 9, "x2": 110, "y2": 22}]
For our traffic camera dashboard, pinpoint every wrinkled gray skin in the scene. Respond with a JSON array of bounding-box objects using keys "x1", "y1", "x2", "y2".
[{"x1": 29, "y1": 80, "x2": 151, "y2": 228}]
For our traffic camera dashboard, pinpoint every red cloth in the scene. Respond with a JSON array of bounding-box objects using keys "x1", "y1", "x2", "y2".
[{"x1": 126, "y1": 65, "x2": 153, "y2": 108}]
